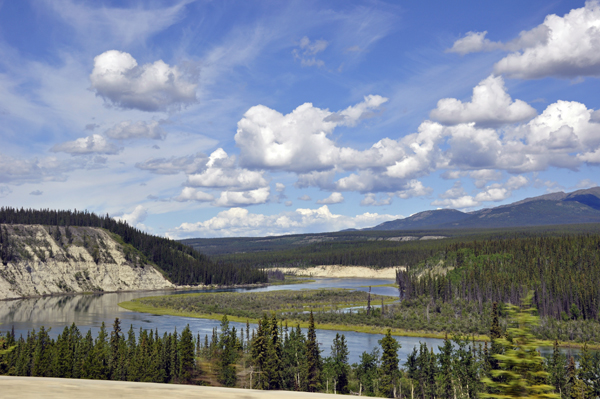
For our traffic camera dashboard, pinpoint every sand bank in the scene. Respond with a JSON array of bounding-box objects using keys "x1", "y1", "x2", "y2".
[{"x1": 277, "y1": 265, "x2": 403, "y2": 279}]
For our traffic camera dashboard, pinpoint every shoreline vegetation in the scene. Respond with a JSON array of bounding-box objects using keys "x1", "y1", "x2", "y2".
[{"x1": 118, "y1": 289, "x2": 600, "y2": 350}]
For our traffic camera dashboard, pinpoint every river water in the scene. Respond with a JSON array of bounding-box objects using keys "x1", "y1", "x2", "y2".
[{"x1": 0, "y1": 277, "x2": 576, "y2": 363}]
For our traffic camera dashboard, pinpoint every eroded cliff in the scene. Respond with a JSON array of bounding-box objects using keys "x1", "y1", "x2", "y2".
[{"x1": 0, "y1": 224, "x2": 173, "y2": 300}]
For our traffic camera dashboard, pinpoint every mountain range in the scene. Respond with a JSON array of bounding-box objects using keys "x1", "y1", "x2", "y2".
[{"x1": 370, "y1": 187, "x2": 600, "y2": 231}]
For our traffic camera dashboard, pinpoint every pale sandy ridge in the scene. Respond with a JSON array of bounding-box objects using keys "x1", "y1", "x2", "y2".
[
  {"x1": 0, "y1": 376, "x2": 340, "y2": 399},
  {"x1": 278, "y1": 265, "x2": 403, "y2": 279}
]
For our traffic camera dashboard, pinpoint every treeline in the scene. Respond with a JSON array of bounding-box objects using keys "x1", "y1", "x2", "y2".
[
  {"x1": 397, "y1": 234, "x2": 600, "y2": 322},
  {"x1": 216, "y1": 239, "x2": 446, "y2": 269},
  {"x1": 2, "y1": 302, "x2": 600, "y2": 398},
  {"x1": 0, "y1": 207, "x2": 267, "y2": 286},
  {"x1": 0, "y1": 319, "x2": 197, "y2": 383}
]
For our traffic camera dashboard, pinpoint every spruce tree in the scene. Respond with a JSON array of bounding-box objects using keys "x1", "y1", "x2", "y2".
[
  {"x1": 178, "y1": 325, "x2": 195, "y2": 383},
  {"x1": 481, "y1": 292, "x2": 558, "y2": 399},
  {"x1": 306, "y1": 311, "x2": 321, "y2": 392},
  {"x1": 379, "y1": 328, "x2": 400, "y2": 398},
  {"x1": 437, "y1": 334, "x2": 454, "y2": 399},
  {"x1": 330, "y1": 333, "x2": 349, "y2": 394}
]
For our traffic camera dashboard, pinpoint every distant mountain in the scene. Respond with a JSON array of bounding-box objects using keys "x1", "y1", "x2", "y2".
[{"x1": 370, "y1": 187, "x2": 600, "y2": 231}]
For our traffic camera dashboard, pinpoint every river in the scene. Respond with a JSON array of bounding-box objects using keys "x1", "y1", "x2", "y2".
[{"x1": 0, "y1": 277, "x2": 576, "y2": 363}]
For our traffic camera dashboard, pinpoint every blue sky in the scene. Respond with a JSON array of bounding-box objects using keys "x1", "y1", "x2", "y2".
[{"x1": 1, "y1": 0, "x2": 600, "y2": 238}]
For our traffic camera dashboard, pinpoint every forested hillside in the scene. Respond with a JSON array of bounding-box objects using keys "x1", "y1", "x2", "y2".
[
  {"x1": 0, "y1": 207, "x2": 266, "y2": 286},
  {"x1": 397, "y1": 234, "x2": 600, "y2": 323}
]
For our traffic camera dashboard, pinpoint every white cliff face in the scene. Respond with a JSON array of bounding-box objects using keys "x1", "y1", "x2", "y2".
[{"x1": 0, "y1": 225, "x2": 173, "y2": 300}]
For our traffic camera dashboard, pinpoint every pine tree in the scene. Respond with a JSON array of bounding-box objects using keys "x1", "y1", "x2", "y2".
[
  {"x1": 178, "y1": 325, "x2": 195, "y2": 383},
  {"x1": 109, "y1": 318, "x2": 122, "y2": 379},
  {"x1": 264, "y1": 313, "x2": 282, "y2": 389},
  {"x1": 379, "y1": 328, "x2": 400, "y2": 398},
  {"x1": 481, "y1": 291, "x2": 558, "y2": 399},
  {"x1": 437, "y1": 334, "x2": 454, "y2": 399},
  {"x1": 330, "y1": 333, "x2": 349, "y2": 394},
  {"x1": 356, "y1": 348, "x2": 380, "y2": 396},
  {"x1": 548, "y1": 340, "x2": 567, "y2": 395},
  {"x1": 306, "y1": 311, "x2": 321, "y2": 392},
  {"x1": 250, "y1": 314, "x2": 269, "y2": 389}
]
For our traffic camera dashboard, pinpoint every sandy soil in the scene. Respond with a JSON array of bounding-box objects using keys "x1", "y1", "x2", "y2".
[
  {"x1": 278, "y1": 265, "x2": 403, "y2": 279},
  {"x1": 0, "y1": 376, "x2": 341, "y2": 399}
]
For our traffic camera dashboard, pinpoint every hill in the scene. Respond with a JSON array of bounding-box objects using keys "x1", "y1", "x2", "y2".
[
  {"x1": 370, "y1": 187, "x2": 600, "y2": 231},
  {"x1": 0, "y1": 207, "x2": 267, "y2": 291}
]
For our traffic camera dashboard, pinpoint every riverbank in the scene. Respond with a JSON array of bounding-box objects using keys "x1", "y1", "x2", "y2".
[
  {"x1": 278, "y1": 265, "x2": 402, "y2": 279},
  {"x1": 0, "y1": 376, "x2": 340, "y2": 399}
]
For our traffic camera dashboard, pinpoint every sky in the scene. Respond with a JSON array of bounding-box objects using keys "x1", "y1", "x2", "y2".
[{"x1": 1, "y1": 0, "x2": 600, "y2": 238}]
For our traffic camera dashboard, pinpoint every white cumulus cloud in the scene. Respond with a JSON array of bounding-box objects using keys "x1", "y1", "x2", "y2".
[
  {"x1": 213, "y1": 187, "x2": 271, "y2": 207},
  {"x1": 174, "y1": 187, "x2": 214, "y2": 202},
  {"x1": 186, "y1": 148, "x2": 269, "y2": 190},
  {"x1": 316, "y1": 192, "x2": 344, "y2": 204},
  {"x1": 451, "y1": 2, "x2": 600, "y2": 79},
  {"x1": 114, "y1": 205, "x2": 148, "y2": 229},
  {"x1": 430, "y1": 75, "x2": 537, "y2": 126},
  {"x1": 90, "y1": 50, "x2": 197, "y2": 112}
]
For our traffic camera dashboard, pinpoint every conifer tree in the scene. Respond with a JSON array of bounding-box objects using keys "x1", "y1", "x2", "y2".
[
  {"x1": 379, "y1": 328, "x2": 400, "y2": 398},
  {"x1": 481, "y1": 291, "x2": 558, "y2": 399},
  {"x1": 251, "y1": 314, "x2": 269, "y2": 389},
  {"x1": 437, "y1": 334, "x2": 454, "y2": 399},
  {"x1": 306, "y1": 311, "x2": 321, "y2": 392},
  {"x1": 179, "y1": 325, "x2": 195, "y2": 383},
  {"x1": 330, "y1": 333, "x2": 349, "y2": 394},
  {"x1": 264, "y1": 313, "x2": 282, "y2": 389}
]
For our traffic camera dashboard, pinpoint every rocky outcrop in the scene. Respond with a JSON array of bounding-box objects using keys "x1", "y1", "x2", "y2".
[{"x1": 0, "y1": 224, "x2": 173, "y2": 300}]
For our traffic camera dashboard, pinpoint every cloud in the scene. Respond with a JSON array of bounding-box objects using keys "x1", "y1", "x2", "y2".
[
  {"x1": 396, "y1": 179, "x2": 433, "y2": 199},
  {"x1": 135, "y1": 153, "x2": 208, "y2": 175},
  {"x1": 114, "y1": 205, "x2": 148, "y2": 228},
  {"x1": 573, "y1": 178, "x2": 598, "y2": 188},
  {"x1": 360, "y1": 193, "x2": 393, "y2": 206},
  {"x1": 105, "y1": 120, "x2": 166, "y2": 140},
  {"x1": 432, "y1": 176, "x2": 529, "y2": 209},
  {"x1": 285, "y1": 201, "x2": 293, "y2": 206},
  {"x1": 275, "y1": 183, "x2": 286, "y2": 192},
  {"x1": 235, "y1": 96, "x2": 388, "y2": 174},
  {"x1": 29, "y1": 190, "x2": 43, "y2": 196},
  {"x1": 447, "y1": 31, "x2": 500, "y2": 55},
  {"x1": 0, "y1": 153, "x2": 80, "y2": 184},
  {"x1": 186, "y1": 148, "x2": 269, "y2": 190},
  {"x1": 292, "y1": 36, "x2": 328, "y2": 67},
  {"x1": 90, "y1": 50, "x2": 197, "y2": 112},
  {"x1": 430, "y1": 75, "x2": 537, "y2": 126},
  {"x1": 324, "y1": 95, "x2": 388, "y2": 127},
  {"x1": 298, "y1": 195, "x2": 312, "y2": 201},
  {"x1": 213, "y1": 187, "x2": 270, "y2": 207},
  {"x1": 447, "y1": 25, "x2": 550, "y2": 55},
  {"x1": 167, "y1": 205, "x2": 403, "y2": 238},
  {"x1": 174, "y1": 187, "x2": 214, "y2": 202},
  {"x1": 50, "y1": 134, "x2": 121, "y2": 155},
  {"x1": 45, "y1": 0, "x2": 192, "y2": 47},
  {"x1": 316, "y1": 192, "x2": 344, "y2": 204},
  {"x1": 451, "y1": 2, "x2": 600, "y2": 79}
]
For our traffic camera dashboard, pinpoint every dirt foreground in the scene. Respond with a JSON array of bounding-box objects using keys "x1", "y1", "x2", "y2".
[
  {"x1": 279, "y1": 265, "x2": 403, "y2": 279},
  {"x1": 0, "y1": 376, "x2": 340, "y2": 399}
]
